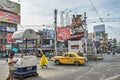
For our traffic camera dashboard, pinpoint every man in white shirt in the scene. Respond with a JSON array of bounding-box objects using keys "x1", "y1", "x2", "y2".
[{"x1": 6, "y1": 54, "x2": 18, "y2": 80}]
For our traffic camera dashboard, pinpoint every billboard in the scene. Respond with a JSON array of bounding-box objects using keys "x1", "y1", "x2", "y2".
[
  {"x1": 43, "y1": 29, "x2": 55, "y2": 39},
  {"x1": 0, "y1": 10, "x2": 20, "y2": 24},
  {"x1": 57, "y1": 27, "x2": 70, "y2": 41},
  {"x1": 47, "y1": 30, "x2": 55, "y2": 39},
  {"x1": 94, "y1": 24, "x2": 105, "y2": 32},
  {"x1": 7, "y1": 27, "x2": 17, "y2": 32},
  {"x1": 0, "y1": 26, "x2": 6, "y2": 31},
  {"x1": 0, "y1": 0, "x2": 20, "y2": 14}
]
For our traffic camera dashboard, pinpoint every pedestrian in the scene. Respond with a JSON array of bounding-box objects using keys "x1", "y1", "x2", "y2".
[
  {"x1": 40, "y1": 54, "x2": 49, "y2": 69},
  {"x1": 6, "y1": 53, "x2": 18, "y2": 80}
]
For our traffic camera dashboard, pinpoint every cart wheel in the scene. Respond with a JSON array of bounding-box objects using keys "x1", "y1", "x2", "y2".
[
  {"x1": 35, "y1": 73, "x2": 38, "y2": 76},
  {"x1": 20, "y1": 77, "x2": 24, "y2": 80}
]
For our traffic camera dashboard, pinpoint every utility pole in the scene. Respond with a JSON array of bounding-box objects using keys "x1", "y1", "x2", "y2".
[
  {"x1": 54, "y1": 9, "x2": 57, "y2": 55},
  {"x1": 60, "y1": 11, "x2": 64, "y2": 27},
  {"x1": 84, "y1": 12, "x2": 88, "y2": 54}
]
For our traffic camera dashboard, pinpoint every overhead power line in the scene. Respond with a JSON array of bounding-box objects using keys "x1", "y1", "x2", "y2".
[{"x1": 89, "y1": 0, "x2": 103, "y2": 22}]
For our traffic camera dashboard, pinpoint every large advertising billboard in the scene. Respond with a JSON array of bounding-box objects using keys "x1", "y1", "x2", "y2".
[
  {"x1": 0, "y1": 0, "x2": 20, "y2": 14},
  {"x1": 0, "y1": 10, "x2": 20, "y2": 24},
  {"x1": 94, "y1": 24, "x2": 105, "y2": 32},
  {"x1": 57, "y1": 27, "x2": 70, "y2": 41}
]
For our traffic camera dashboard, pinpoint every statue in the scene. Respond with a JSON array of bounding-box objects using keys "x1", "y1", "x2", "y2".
[{"x1": 70, "y1": 15, "x2": 85, "y2": 33}]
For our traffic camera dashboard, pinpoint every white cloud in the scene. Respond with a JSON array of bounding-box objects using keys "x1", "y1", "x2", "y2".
[{"x1": 10, "y1": 0, "x2": 120, "y2": 41}]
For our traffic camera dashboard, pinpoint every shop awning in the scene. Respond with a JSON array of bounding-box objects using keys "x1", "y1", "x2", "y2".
[{"x1": 12, "y1": 29, "x2": 37, "y2": 40}]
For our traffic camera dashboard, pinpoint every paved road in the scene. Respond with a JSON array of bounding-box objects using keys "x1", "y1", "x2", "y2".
[{"x1": 0, "y1": 53, "x2": 120, "y2": 80}]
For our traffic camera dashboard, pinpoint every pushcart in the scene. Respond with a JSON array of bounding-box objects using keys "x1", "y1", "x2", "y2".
[{"x1": 12, "y1": 29, "x2": 38, "y2": 80}]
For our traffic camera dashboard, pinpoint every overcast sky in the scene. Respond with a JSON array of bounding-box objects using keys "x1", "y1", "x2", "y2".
[{"x1": 10, "y1": 0, "x2": 120, "y2": 41}]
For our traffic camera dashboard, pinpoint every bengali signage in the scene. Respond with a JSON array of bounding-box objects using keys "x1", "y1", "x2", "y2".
[
  {"x1": 0, "y1": 10, "x2": 20, "y2": 24},
  {"x1": 0, "y1": 0, "x2": 20, "y2": 14},
  {"x1": 57, "y1": 27, "x2": 70, "y2": 41}
]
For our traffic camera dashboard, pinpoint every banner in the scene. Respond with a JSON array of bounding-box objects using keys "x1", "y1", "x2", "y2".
[
  {"x1": 57, "y1": 27, "x2": 70, "y2": 41},
  {"x1": 94, "y1": 24, "x2": 105, "y2": 32},
  {"x1": 0, "y1": 0, "x2": 20, "y2": 14},
  {"x1": 7, "y1": 33, "x2": 16, "y2": 43},
  {"x1": 0, "y1": 26, "x2": 6, "y2": 31},
  {"x1": 0, "y1": 10, "x2": 20, "y2": 24}
]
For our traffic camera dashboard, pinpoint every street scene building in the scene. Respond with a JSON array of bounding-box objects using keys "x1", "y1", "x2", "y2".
[
  {"x1": 0, "y1": 0, "x2": 120, "y2": 80},
  {"x1": 0, "y1": 0, "x2": 20, "y2": 56}
]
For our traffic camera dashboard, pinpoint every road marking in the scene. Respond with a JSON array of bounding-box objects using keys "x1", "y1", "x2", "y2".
[
  {"x1": 99, "y1": 74, "x2": 106, "y2": 80},
  {"x1": 105, "y1": 75, "x2": 120, "y2": 80},
  {"x1": 107, "y1": 68, "x2": 111, "y2": 71}
]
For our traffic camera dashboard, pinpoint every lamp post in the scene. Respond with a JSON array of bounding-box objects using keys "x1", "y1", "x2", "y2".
[
  {"x1": 84, "y1": 12, "x2": 88, "y2": 54},
  {"x1": 54, "y1": 9, "x2": 57, "y2": 55},
  {"x1": 60, "y1": 9, "x2": 72, "y2": 27}
]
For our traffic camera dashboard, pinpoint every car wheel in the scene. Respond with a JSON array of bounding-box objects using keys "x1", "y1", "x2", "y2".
[
  {"x1": 74, "y1": 61, "x2": 80, "y2": 66},
  {"x1": 55, "y1": 60, "x2": 60, "y2": 65}
]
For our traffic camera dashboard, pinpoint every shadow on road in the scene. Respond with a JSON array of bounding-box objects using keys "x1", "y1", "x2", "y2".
[{"x1": 14, "y1": 76, "x2": 46, "y2": 80}]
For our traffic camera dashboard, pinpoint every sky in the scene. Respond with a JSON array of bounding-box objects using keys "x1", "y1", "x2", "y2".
[{"x1": 10, "y1": 0, "x2": 120, "y2": 41}]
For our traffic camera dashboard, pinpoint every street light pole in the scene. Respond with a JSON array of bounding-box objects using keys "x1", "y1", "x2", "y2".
[
  {"x1": 84, "y1": 12, "x2": 88, "y2": 54},
  {"x1": 54, "y1": 9, "x2": 57, "y2": 55}
]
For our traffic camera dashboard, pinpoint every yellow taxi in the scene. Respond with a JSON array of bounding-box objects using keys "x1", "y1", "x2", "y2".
[{"x1": 53, "y1": 52, "x2": 86, "y2": 66}]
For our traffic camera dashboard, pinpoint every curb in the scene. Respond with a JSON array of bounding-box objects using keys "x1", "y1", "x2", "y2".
[{"x1": 105, "y1": 75, "x2": 120, "y2": 80}]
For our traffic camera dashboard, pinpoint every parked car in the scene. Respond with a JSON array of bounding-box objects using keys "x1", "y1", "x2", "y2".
[{"x1": 53, "y1": 52, "x2": 86, "y2": 66}]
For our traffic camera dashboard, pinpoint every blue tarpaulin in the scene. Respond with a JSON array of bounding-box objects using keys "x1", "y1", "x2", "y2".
[{"x1": 12, "y1": 48, "x2": 18, "y2": 53}]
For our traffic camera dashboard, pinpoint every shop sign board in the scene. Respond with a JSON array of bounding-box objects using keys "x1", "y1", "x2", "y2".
[
  {"x1": 0, "y1": 10, "x2": 20, "y2": 24},
  {"x1": 0, "y1": 0, "x2": 20, "y2": 14}
]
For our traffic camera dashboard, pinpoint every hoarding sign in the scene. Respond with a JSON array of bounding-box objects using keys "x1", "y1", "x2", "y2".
[
  {"x1": 7, "y1": 27, "x2": 17, "y2": 32},
  {"x1": 0, "y1": 0, "x2": 20, "y2": 14},
  {"x1": 47, "y1": 30, "x2": 55, "y2": 39},
  {"x1": 0, "y1": 26, "x2": 6, "y2": 31},
  {"x1": 0, "y1": 10, "x2": 20, "y2": 24},
  {"x1": 57, "y1": 27, "x2": 70, "y2": 41},
  {"x1": 94, "y1": 24, "x2": 105, "y2": 32},
  {"x1": 7, "y1": 33, "x2": 16, "y2": 43}
]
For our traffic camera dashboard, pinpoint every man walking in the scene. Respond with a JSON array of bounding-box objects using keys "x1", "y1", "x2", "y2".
[{"x1": 6, "y1": 54, "x2": 18, "y2": 80}]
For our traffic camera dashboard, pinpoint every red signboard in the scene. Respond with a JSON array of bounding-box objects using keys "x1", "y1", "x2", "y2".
[
  {"x1": 67, "y1": 34, "x2": 84, "y2": 40},
  {"x1": 57, "y1": 27, "x2": 70, "y2": 41},
  {"x1": 0, "y1": 10, "x2": 20, "y2": 24},
  {"x1": 7, "y1": 33, "x2": 16, "y2": 43},
  {"x1": 71, "y1": 45, "x2": 79, "y2": 49}
]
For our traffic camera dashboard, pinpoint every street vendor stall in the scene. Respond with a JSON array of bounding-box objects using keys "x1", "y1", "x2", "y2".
[{"x1": 12, "y1": 29, "x2": 38, "y2": 80}]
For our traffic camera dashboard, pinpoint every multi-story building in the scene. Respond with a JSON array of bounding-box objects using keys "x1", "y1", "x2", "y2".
[
  {"x1": 36, "y1": 29, "x2": 55, "y2": 56},
  {"x1": 0, "y1": 0, "x2": 20, "y2": 53}
]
